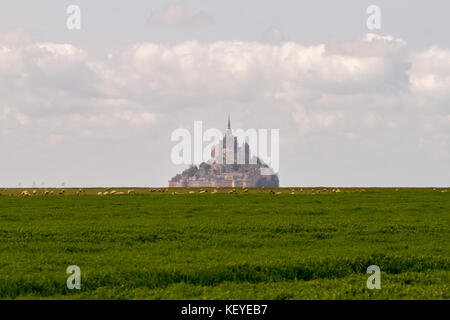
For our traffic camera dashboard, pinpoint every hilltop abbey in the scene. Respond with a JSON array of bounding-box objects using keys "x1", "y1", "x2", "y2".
[{"x1": 169, "y1": 117, "x2": 279, "y2": 188}]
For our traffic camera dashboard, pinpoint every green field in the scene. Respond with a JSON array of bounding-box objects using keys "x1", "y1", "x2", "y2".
[{"x1": 0, "y1": 188, "x2": 448, "y2": 299}]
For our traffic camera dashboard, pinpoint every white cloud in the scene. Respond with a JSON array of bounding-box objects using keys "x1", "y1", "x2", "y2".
[
  {"x1": 0, "y1": 31, "x2": 449, "y2": 186},
  {"x1": 410, "y1": 47, "x2": 450, "y2": 96},
  {"x1": 328, "y1": 33, "x2": 406, "y2": 58}
]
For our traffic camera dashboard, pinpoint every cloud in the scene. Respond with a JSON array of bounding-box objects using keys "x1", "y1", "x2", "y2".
[
  {"x1": 410, "y1": 46, "x2": 450, "y2": 97},
  {"x1": 148, "y1": 4, "x2": 214, "y2": 26},
  {"x1": 105, "y1": 38, "x2": 408, "y2": 106},
  {"x1": 0, "y1": 31, "x2": 449, "y2": 186},
  {"x1": 0, "y1": 32, "x2": 446, "y2": 135},
  {"x1": 328, "y1": 33, "x2": 406, "y2": 57}
]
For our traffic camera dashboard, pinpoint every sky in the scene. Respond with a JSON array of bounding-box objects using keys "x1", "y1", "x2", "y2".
[{"x1": 0, "y1": 0, "x2": 449, "y2": 187}]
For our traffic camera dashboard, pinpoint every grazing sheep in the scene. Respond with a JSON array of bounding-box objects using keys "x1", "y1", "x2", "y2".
[
  {"x1": 335, "y1": 188, "x2": 341, "y2": 193},
  {"x1": 59, "y1": 189, "x2": 65, "y2": 195},
  {"x1": 127, "y1": 190, "x2": 135, "y2": 195},
  {"x1": 103, "y1": 192, "x2": 109, "y2": 196},
  {"x1": 189, "y1": 191, "x2": 195, "y2": 194},
  {"x1": 116, "y1": 192, "x2": 125, "y2": 195},
  {"x1": 441, "y1": 190, "x2": 448, "y2": 193},
  {"x1": 110, "y1": 190, "x2": 117, "y2": 195},
  {"x1": 243, "y1": 188, "x2": 249, "y2": 193},
  {"x1": 33, "y1": 190, "x2": 37, "y2": 195},
  {"x1": 50, "y1": 191, "x2": 54, "y2": 195},
  {"x1": 21, "y1": 190, "x2": 29, "y2": 196},
  {"x1": 276, "y1": 192, "x2": 282, "y2": 194},
  {"x1": 97, "y1": 192, "x2": 103, "y2": 196},
  {"x1": 44, "y1": 190, "x2": 49, "y2": 196}
]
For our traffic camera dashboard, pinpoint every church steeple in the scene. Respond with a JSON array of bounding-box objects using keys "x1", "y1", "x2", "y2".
[{"x1": 227, "y1": 114, "x2": 231, "y2": 130}]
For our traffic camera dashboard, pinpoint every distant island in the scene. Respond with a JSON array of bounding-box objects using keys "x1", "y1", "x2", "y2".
[{"x1": 169, "y1": 117, "x2": 279, "y2": 188}]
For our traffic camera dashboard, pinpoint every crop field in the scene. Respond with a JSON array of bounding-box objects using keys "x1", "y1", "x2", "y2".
[{"x1": 0, "y1": 187, "x2": 448, "y2": 300}]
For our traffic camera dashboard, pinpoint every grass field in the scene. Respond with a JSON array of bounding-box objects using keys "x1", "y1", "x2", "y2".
[{"x1": 0, "y1": 187, "x2": 448, "y2": 299}]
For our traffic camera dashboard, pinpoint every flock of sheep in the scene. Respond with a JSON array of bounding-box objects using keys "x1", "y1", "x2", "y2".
[
  {"x1": 6, "y1": 187, "x2": 449, "y2": 197},
  {"x1": 97, "y1": 189, "x2": 135, "y2": 196},
  {"x1": 16, "y1": 188, "x2": 136, "y2": 196},
  {"x1": 179, "y1": 187, "x2": 343, "y2": 195}
]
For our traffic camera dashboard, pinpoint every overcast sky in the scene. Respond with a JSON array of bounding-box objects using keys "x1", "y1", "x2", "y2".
[{"x1": 0, "y1": 1, "x2": 449, "y2": 187}]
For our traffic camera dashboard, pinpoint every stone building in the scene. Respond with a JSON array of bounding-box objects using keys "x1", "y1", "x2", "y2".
[{"x1": 169, "y1": 117, "x2": 279, "y2": 188}]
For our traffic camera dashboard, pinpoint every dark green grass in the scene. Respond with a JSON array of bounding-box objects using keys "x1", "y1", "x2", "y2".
[{"x1": 0, "y1": 188, "x2": 448, "y2": 299}]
